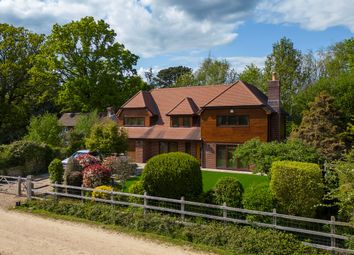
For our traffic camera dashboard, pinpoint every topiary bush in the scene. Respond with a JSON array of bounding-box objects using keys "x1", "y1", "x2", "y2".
[
  {"x1": 82, "y1": 164, "x2": 112, "y2": 188},
  {"x1": 92, "y1": 185, "x2": 113, "y2": 200},
  {"x1": 270, "y1": 161, "x2": 324, "y2": 217},
  {"x1": 142, "y1": 152, "x2": 202, "y2": 199},
  {"x1": 214, "y1": 177, "x2": 244, "y2": 207},
  {"x1": 0, "y1": 140, "x2": 54, "y2": 176},
  {"x1": 48, "y1": 158, "x2": 64, "y2": 184}
]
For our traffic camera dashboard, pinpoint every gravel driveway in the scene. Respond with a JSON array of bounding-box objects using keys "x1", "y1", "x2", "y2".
[{"x1": 0, "y1": 198, "x2": 208, "y2": 255}]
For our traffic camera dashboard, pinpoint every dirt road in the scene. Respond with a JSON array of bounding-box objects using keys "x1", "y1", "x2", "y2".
[{"x1": 0, "y1": 201, "x2": 207, "y2": 255}]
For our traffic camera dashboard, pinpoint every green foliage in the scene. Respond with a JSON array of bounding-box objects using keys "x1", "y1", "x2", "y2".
[
  {"x1": 151, "y1": 66, "x2": 192, "y2": 87},
  {"x1": 0, "y1": 140, "x2": 54, "y2": 176},
  {"x1": 102, "y1": 156, "x2": 135, "y2": 187},
  {"x1": 214, "y1": 177, "x2": 244, "y2": 208},
  {"x1": 26, "y1": 113, "x2": 62, "y2": 147},
  {"x1": 243, "y1": 182, "x2": 274, "y2": 212},
  {"x1": 291, "y1": 92, "x2": 346, "y2": 160},
  {"x1": 238, "y1": 63, "x2": 266, "y2": 92},
  {"x1": 234, "y1": 138, "x2": 320, "y2": 174},
  {"x1": 128, "y1": 181, "x2": 145, "y2": 204},
  {"x1": 32, "y1": 16, "x2": 139, "y2": 112},
  {"x1": 74, "y1": 110, "x2": 100, "y2": 137},
  {"x1": 48, "y1": 158, "x2": 64, "y2": 184},
  {"x1": 0, "y1": 23, "x2": 46, "y2": 143},
  {"x1": 64, "y1": 171, "x2": 83, "y2": 187},
  {"x1": 92, "y1": 185, "x2": 113, "y2": 200},
  {"x1": 22, "y1": 199, "x2": 328, "y2": 255},
  {"x1": 142, "y1": 152, "x2": 202, "y2": 199},
  {"x1": 270, "y1": 161, "x2": 324, "y2": 217},
  {"x1": 85, "y1": 120, "x2": 128, "y2": 155}
]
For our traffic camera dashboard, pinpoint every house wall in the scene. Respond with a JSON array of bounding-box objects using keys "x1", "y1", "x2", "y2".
[
  {"x1": 118, "y1": 108, "x2": 151, "y2": 126},
  {"x1": 201, "y1": 107, "x2": 269, "y2": 143}
]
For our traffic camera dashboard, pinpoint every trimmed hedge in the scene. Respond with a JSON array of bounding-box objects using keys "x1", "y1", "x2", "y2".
[
  {"x1": 270, "y1": 161, "x2": 324, "y2": 217},
  {"x1": 0, "y1": 140, "x2": 54, "y2": 176},
  {"x1": 20, "y1": 199, "x2": 328, "y2": 255},
  {"x1": 142, "y1": 152, "x2": 202, "y2": 199},
  {"x1": 48, "y1": 158, "x2": 64, "y2": 184},
  {"x1": 214, "y1": 177, "x2": 244, "y2": 207}
]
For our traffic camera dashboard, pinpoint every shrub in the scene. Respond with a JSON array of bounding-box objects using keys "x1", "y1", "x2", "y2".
[
  {"x1": 234, "y1": 138, "x2": 320, "y2": 174},
  {"x1": 76, "y1": 153, "x2": 100, "y2": 168},
  {"x1": 214, "y1": 177, "x2": 244, "y2": 207},
  {"x1": 243, "y1": 183, "x2": 274, "y2": 222},
  {"x1": 48, "y1": 158, "x2": 64, "y2": 184},
  {"x1": 26, "y1": 113, "x2": 63, "y2": 147},
  {"x1": 0, "y1": 140, "x2": 54, "y2": 176},
  {"x1": 85, "y1": 120, "x2": 128, "y2": 155},
  {"x1": 102, "y1": 156, "x2": 135, "y2": 188},
  {"x1": 64, "y1": 171, "x2": 83, "y2": 186},
  {"x1": 142, "y1": 152, "x2": 202, "y2": 199},
  {"x1": 66, "y1": 157, "x2": 83, "y2": 172},
  {"x1": 198, "y1": 190, "x2": 215, "y2": 204},
  {"x1": 270, "y1": 161, "x2": 324, "y2": 217},
  {"x1": 82, "y1": 164, "x2": 112, "y2": 188},
  {"x1": 128, "y1": 181, "x2": 144, "y2": 204},
  {"x1": 92, "y1": 185, "x2": 113, "y2": 200}
]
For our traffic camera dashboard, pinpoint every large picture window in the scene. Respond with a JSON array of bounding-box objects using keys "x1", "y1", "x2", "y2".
[
  {"x1": 216, "y1": 115, "x2": 249, "y2": 127},
  {"x1": 216, "y1": 144, "x2": 248, "y2": 169},
  {"x1": 124, "y1": 117, "x2": 145, "y2": 126}
]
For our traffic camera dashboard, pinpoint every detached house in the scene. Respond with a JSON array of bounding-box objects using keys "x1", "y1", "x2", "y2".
[{"x1": 117, "y1": 74, "x2": 285, "y2": 170}]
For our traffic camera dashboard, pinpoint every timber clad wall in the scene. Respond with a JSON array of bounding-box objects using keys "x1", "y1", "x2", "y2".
[
  {"x1": 118, "y1": 109, "x2": 151, "y2": 126},
  {"x1": 201, "y1": 108, "x2": 268, "y2": 143}
]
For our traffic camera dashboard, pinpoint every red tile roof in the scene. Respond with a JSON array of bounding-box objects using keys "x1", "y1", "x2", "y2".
[{"x1": 167, "y1": 97, "x2": 199, "y2": 115}]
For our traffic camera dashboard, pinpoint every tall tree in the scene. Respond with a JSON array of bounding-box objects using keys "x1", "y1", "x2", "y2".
[
  {"x1": 0, "y1": 23, "x2": 45, "y2": 143},
  {"x1": 264, "y1": 37, "x2": 305, "y2": 115},
  {"x1": 32, "y1": 16, "x2": 139, "y2": 112},
  {"x1": 154, "y1": 66, "x2": 192, "y2": 87},
  {"x1": 291, "y1": 92, "x2": 345, "y2": 160},
  {"x1": 238, "y1": 64, "x2": 266, "y2": 92}
]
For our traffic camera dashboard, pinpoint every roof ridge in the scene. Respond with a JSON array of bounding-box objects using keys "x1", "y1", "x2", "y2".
[
  {"x1": 149, "y1": 83, "x2": 230, "y2": 92},
  {"x1": 242, "y1": 82, "x2": 267, "y2": 105},
  {"x1": 201, "y1": 81, "x2": 239, "y2": 108},
  {"x1": 166, "y1": 97, "x2": 187, "y2": 115}
]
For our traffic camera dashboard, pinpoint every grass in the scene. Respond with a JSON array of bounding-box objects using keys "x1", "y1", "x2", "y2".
[{"x1": 125, "y1": 170, "x2": 269, "y2": 192}]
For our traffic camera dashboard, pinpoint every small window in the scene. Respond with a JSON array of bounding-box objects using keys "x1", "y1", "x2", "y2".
[
  {"x1": 124, "y1": 117, "x2": 145, "y2": 126},
  {"x1": 216, "y1": 115, "x2": 249, "y2": 126},
  {"x1": 185, "y1": 142, "x2": 191, "y2": 154},
  {"x1": 183, "y1": 117, "x2": 191, "y2": 127},
  {"x1": 238, "y1": 115, "x2": 249, "y2": 126},
  {"x1": 171, "y1": 116, "x2": 179, "y2": 127}
]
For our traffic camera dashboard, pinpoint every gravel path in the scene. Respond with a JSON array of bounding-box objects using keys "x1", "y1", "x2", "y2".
[{"x1": 0, "y1": 205, "x2": 208, "y2": 255}]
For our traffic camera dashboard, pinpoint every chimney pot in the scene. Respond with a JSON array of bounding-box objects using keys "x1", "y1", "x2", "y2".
[{"x1": 272, "y1": 72, "x2": 277, "y2": 81}]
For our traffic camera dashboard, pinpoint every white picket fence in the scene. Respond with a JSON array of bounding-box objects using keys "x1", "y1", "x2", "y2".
[{"x1": 26, "y1": 182, "x2": 354, "y2": 254}]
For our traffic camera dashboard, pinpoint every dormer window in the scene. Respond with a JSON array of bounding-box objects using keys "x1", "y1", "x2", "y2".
[
  {"x1": 171, "y1": 116, "x2": 192, "y2": 127},
  {"x1": 124, "y1": 117, "x2": 145, "y2": 127}
]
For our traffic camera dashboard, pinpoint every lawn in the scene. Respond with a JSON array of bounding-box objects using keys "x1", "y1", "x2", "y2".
[{"x1": 125, "y1": 170, "x2": 269, "y2": 193}]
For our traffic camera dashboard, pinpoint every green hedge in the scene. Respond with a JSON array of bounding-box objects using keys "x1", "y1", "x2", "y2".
[
  {"x1": 142, "y1": 152, "x2": 202, "y2": 199},
  {"x1": 48, "y1": 158, "x2": 64, "y2": 184},
  {"x1": 214, "y1": 177, "x2": 244, "y2": 207},
  {"x1": 270, "y1": 161, "x2": 324, "y2": 217},
  {"x1": 0, "y1": 140, "x2": 54, "y2": 176},
  {"x1": 20, "y1": 199, "x2": 328, "y2": 255}
]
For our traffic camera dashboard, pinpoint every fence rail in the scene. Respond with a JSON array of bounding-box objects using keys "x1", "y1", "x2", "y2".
[{"x1": 28, "y1": 182, "x2": 354, "y2": 254}]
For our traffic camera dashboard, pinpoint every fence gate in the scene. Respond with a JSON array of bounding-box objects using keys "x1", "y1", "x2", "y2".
[{"x1": 0, "y1": 175, "x2": 28, "y2": 196}]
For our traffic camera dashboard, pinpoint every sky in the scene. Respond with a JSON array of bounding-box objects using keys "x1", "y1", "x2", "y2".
[{"x1": 1, "y1": 0, "x2": 353, "y2": 77}]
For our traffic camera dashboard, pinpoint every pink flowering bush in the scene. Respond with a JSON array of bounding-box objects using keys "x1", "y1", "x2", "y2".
[
  {"x1": 82, "y1": 164, "x2": 112, "y2": 188},
  {"x1": 76, "y1": 154, "x2": 100, "y2": 169}
]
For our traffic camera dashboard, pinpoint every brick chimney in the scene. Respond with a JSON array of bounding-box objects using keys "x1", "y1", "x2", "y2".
[{"x1": 268, "y1": 72, "x2": 282, "y2": 141}]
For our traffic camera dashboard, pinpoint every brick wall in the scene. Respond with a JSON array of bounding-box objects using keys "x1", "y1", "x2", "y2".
[{"x1": 204, "y1": 143, "x2": 216, "y2": 169}]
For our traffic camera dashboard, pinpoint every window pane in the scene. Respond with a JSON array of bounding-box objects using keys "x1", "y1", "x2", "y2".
[
  {"x1": 216, "y1": 145, "x2": 227, "y2": 168},
  {"x1": 227, "y1": 146, "x2": 237, "y2": 168},
  {"x1": 124, "y1": 117, "x2": 144, "y2": 126},
  {"x1": 183, "y1": 117, "x2": 191, "y2": 127},
  {"x1": 185, "y1": 142, "x2": 191, "y2": 154},
  {"x1": 159, "y1": 142, "x2": 168, "y2": 154},
  {"x1": 217, "y1": 116, "x2": 227, "y2": 126},
  {"x1": 238, "y1": 115, "x2": 249, "y2": 126},
  {"x1": 171, "y1": 117, "x2": 179, "y2": 127},
  {"x1": 169, "y1": 142, "x2": 178, "y2": 152},
  {"x1": 228, "y1": 116, "x2": 237, "y2": 125}
]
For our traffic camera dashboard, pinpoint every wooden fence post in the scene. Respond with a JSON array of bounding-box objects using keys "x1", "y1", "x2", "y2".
[
  {"x1": 54, "y1": 182, "x2": 58, "y2": 201},
  {"x1": 330, "y1": 216, "x2": 336, "y2": 255},
  {"x1": 17, "y1": 176, "x2": 22, "y2": 197},
  {"x1": 81, "y1": 185, "x2": 84, "y2": 203},
  {"x1": 26, "y1": 175, "x2": 32, "y2": 200},
  {"x1": 272, "y1": 208, "x2": 277, "y2": 226},
  {"x1": 143, "y1": 191, "x2": 147, "y2": 215},
  {"x1": 181, "y1": 196, "x2": 185, "y2": 221},
  {"x1": 223, "y1": 202, "x2": 227, "y2": 221}
]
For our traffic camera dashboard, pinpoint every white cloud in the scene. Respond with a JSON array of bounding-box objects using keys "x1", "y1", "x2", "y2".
[
  {"x1": 256, "y1": 0, "x2": 354, "y2": 33},
  {"x1": 0, "y1": 0, "x2": 258, "y2": 57},
  {"x1": 225, "y1": 56, "x2": 266, "y2": 73}
]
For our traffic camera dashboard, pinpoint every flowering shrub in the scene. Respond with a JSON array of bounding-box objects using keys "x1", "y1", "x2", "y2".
[
  {"x1": 92, "y1": 185, "x2": 113, "y2": 200},
  {"x1": 76, "y1": 154, "x2": 100, "y2": 168},
  {"x1": 82, "y1": 164, "x2": 112, "y2": 188},
  {"x1": 102, "y1": 155, "x2": 135, "y2": 185}
]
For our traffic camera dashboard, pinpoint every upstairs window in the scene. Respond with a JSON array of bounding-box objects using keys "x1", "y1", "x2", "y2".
[
  {"x1": 171, "y1": 116, "x2": 192, "y2": 127},
  {"x1": 124, "y1": 117, "x2": 145, "y2": 126},
  {"x1": 183, "y1": 116, "x2": 191, "y2": 127},
  {"x1": 171, "y1": 116, "x2": 179, "y2": 127},
  {"x1": 216, "y1": 115, "x2": 249, "y2": 127}
]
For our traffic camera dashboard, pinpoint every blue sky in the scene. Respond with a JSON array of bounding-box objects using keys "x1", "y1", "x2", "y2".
[{"x1": 1, "y1": 0, "x2": 353, "y2": 76}]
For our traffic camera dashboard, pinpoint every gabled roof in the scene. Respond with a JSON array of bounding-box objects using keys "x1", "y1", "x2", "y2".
[
  {"x1": 59, "y1": 113, "x2": 87, "y2": 127},
  {"x1": 202, "y1": 81, "x2": 265, "y2": 108},
  {"x1": 167, "y1": 97, "x2": 199, "y2": 115},
  {"x1": 118, "y1": 91, "x2": 158, "y2": 115}
]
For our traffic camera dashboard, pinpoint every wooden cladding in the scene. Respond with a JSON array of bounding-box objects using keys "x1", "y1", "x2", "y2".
[
  {"x1": 201, "y1": 108, "x2": 268, "y2": 143},
  {"x1": 118, "y1": 108, "x2": 151, "y2": 127}
]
